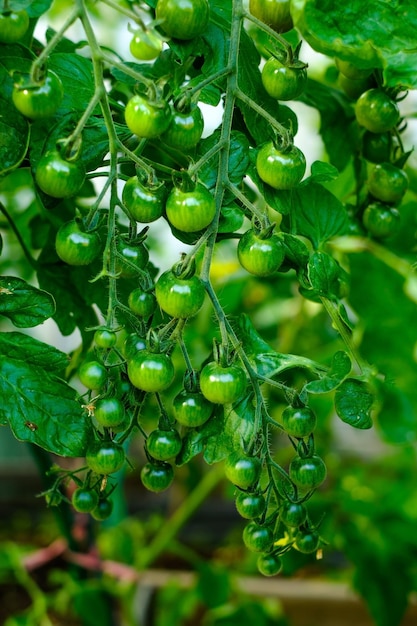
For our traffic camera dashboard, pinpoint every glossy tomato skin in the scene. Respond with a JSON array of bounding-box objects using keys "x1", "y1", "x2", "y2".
[
  {"x1": 115, "y1": 241, "x2": 149, "y2": 278},
  {"x1": 200, "y1": 362, "x2": 246, "y2": 405},
  {"x1": 127, "y1": 350, "x2": 175, "y2": 392},
  {"x1": 156, "y1": 0, "x2": 210, "y2": 40},
  {"x1": 162, "y1": 105, "x2": 204, "y2": 151},
  {"x1": 237, "y1": 230, "x2": 285, "y2": 277},
  {"x1": 294, "y1": 530, "x2": 320, "y2": 554},
  {"x1": 122, "y1": 332, "x2": 147, "y2": 361},
  {"x1": 71, "y1": 487, "x2": 99, "y2": 513},
  {"x1": 225, "y1": 452, "x2": 262, "y2": 489},
  {"x1": 78, "y1": 360, "x2": 108, "y2": 390},
  {"x1": 355, "y1": 88, "x2": 400, "y2": 133},
  {"x1": 86, "y1": 440, "x2": 125, "y2": 475},
  {"x1": 125, "y1": 94, "x2": 171, "y2": 138},
  {"x1": 122, "y1": 176, "x2": 165, "y2": 223},
  {"x1": 55, "y1": 220, "x2": 100, "y2": 266},
  {"x1": 367, "y1": 162, "x2": 408, "y2": 204},
  {"x1": 280, "y1": 501, "x2": 307, "y2": 527},
  {"x1": 289, "y1": 454, "x2": 327, "y2": 490},
  {"x1": 335, "y1": 58, "x2": 373, "y2": 80},
  {"x1": 261, "y1": 58, "x2": 307, "y2": 101},
  {"x1": 172, "y1": 390, "x2": 213, "y2": 427},
  {"x1": 91, "y1": 498, "x2": 114, "y2": 520},
  {"x1": 128, "y1": 289, "x2": 157, "y2": 319},
  {"x1": 94, "y1": 329, "x2": 117, "y2": 349},
  {"x1": 235, "y1": 491, "x2": 266, "y2": 519},
  {"x1": 141, "y1": 461, "x2": 174, "y2": 492},
  {"x1": 243, "y1": 522, "x2": 274, "y2": 553},
  {"x1": 155, "y1": 270, "x2": 205, "y2": 318},
  {"x1": 361, "y1": 130, "x2": 392, "y2": 163},
  {"x1": 0, "y1": 10, "x2": 29, "y2": 43},
  {"x1": 282, "y1": 406, "x2": 317, "y2": 438},
  {"x1": 256, "y1": 142, "x2": 306, "y2": 190},
  {"x1": 249, "y1": 0, "x2": 293, "y2": 33},
  {"x1": 12, "y1": 70, "x2": 63, "y2": 119},
  {"x1": 146, "y1": 428, "x2": 182, "y2": 461},
  {"x1": 362, "y1": 203, "x2": 400, "y2": 239},
  {"x1": 94, "y1": 397, "x2": 125, "y2": 428},
  {"x1": 35, "y1": 150, "x2": 85, "y2": 198},
  {"x1": 165, "y1": 183, "x2": 216, "y2": 233},
  {"x1": 257, "y1": 553, "x2": 282, "y2": 576},
  {"x1": 130, "y1": 29, "x2": 163, "y2": 60}
]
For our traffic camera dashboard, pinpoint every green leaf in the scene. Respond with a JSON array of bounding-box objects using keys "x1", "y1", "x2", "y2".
[
  {"x1": 0, "y1": 332, "x2": 69, "y2": 373},
  {"x1": 0, "y1": 357, "x2": 92, "y2": 456},
  {"x1": 218, "y1": 204, "x2": 245, "y2": 234},
  {"x1": 176, "y1": 412, "x2": 231, "y2": 466},
  {"x1": 309, "y1": 160, "x2": 339, "y2": 183},
  {"x1": 304, "y1": 351, "x2": 351, "y2": 394},
  {"x1": 5, "y1": 0, "x2": 53, "y2": 17},
  {"x1": 307, "y1": 251, "x2": 350, "y2": 300},
  {"x1": 49, "y1": 53, "x2": 96, "y2": 114},
  {"x1": 335, "y1": 378, "x2": 374, "y2": 429},
  {"x1": 0, "y1": 97, "x2": 29, "y2": 175},
  {"x1": 291, "y1": 0, "x2": 417, "y2": 89},
  {"x1": 224, "y1": 393, "x2": 257, "y2": 451},
  {"x1": 196, "y1": 563, "x2": 231, "y2": 610},
  {"x1": 197, "y1": 130, "x2": 250, "y2": 192},
  {"x1": 376, "y1": 383, "x2": 417, "y2": 445},
  {"x1": 0, "y1": 276, "x2": 55, "y2": 328}
]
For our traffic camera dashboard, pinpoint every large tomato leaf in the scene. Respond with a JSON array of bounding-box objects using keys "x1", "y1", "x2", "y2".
[{"x1": 0, "y1": 276, "x2": 55, "y2": 328}]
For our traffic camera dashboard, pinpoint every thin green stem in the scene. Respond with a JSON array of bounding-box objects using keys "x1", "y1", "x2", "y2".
[
  {"x1": 186, "y1": 67, "x2": 231, "y2": 98},
  {"x1": 243, "y1": 10, "x2": 292, "y2": 55},
  {"x1": 226, "y1": 180, "x2": 269, "y2": 226},
  {"x1": 31, "y1": 8, "x2": 81, "y2": 77},
  {"x1": 100, "y1": 0, "x2": 144, "y2": 22},
  {"x1": 187, "y1": 139, "x2": 228, "y2": 177},
  {"x1": 235, "y1": 87, "x2": 290, "y2": 138},
  {"x1": 64, "y1": 89, "x2": 103, "y2": 148},
  {"x1": 101, "y1": 52, "x2": 153, "y2": 87},
  {"x1": 0, "y1": 202, "x2": 37, "y2": 269}
]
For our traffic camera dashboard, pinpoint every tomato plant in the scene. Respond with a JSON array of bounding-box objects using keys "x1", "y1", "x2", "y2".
[
  {"x1": 155, "y1": 269, "x2": 206, "y2": 318},
  {"x1": 12, "y1": 70, "x2": 63, "y2": 119},
  {"x1": 172, "y1": 389, "x2": 213, "y2": 427},
  {"x1": 225, "y1": 452, "x2": 262, "y2": 489},
  {"x1": 256, "y1": 141, "x2": 306, "y2": 189},
  {"x1": 146, "y1": 428, "x2": 182, "y2": 460},
  {"x1": 125, "y1": 94, "x2": 171, "y2": 138},
  {"x1": 289, "y1": 453, "x2": 327, "y2": 490},
  {"x1": 141, "y1": 461, "x2": 174, "y2": 492},
  {"x1": 281, "y1": 405, "x2": 317, "y2": 438},
  {"x1": 91, "y1": 498, "x2": 114, "y2": 520},
  {"x1": 55, "y1": 220, "x2": 101, "y2": 266},
  {"x1": 261, "y1": 58, "x2": 307, "y2": 101},
  {"x1": 128, "y1": 288, "x2": 157, "y2": 318},
  {"x1": 155, "y1": 0, "x2": 210, "y2": 40},
  {"x1": 0, "y1": 10, "x2": 29, "y2": 43},
  {"x1": 355, "y1": 88, "x2": 400, "y2": 133},
  {"x1": 367, "y1": 162, "x2": 408, "y2": 204},
  {"x1": 71, "y1": 487, "x2": 99, "y2": 513},
  {"x1": 249, "y1": 0, "x2": 293, "y2": 33},
  {"x1": 237, "y1": 229, "x2": 285, "y2": 276},
  {"x1": 242, "y1": 522, "x2": 274, "y2": 552},
  {"x1": 200, "y1": 362, "x2": 246, "y2": 405},
  {"x1": 94, "y1": 397, "x2": 125, "y2": 428},
  {"x1": 122, "y1": 175, "x2": 166, "y2": 223},
  {"x1": 129, "y1": 28, "x2": 163, "y2": 61},
  {"x1": 115, "y1": 239, "x2": 149, "y2": 277},
  {"x1": 235, "y1": 491, "x2": 266, "y2": 519},
  {"x1": 162, "y1": 104, "x2": 204, "y2": 151},
  {"x1": 165, "y1": 182, "x2": 216, "y2": 233},
  {"x1": 35, "y1": 150, "x2": 85, "y2": 198},
  {"x1": 362, "y1": 202, "x2": 401, "y2": 239},
  {"x1": 257, "y1": 553, "x2": 282, "y2": 576},
  {"x1": 127, "y1": 350, "x2": 175, "y2": 392},
  {"x1": 85, "y1": 440, "x2": 125, "y2": 475}
]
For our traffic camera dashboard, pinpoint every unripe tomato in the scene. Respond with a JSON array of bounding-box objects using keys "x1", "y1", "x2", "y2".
[
  {"x1": 165, "y1": 183, "x2": 216, "y2": 233},
  {"x1": 294, "y1": 530, "x2": 320, "y2": 554},
  {"x1": 225, "y1": 452, "x2": 262, "y2": 489},
  {"x1": 71, "y1": 487, "x2": 99, "y2": 513},
  {"x1": 162, "y1": 104, "x2": 204, "y2": 151},
  {"x1": 122, "y1": 176, "x2": 165, "y2": 223},
  {"x1": 237, "y1": 230, "x2": 285, "y2": 277},
  {"x1": 78, "y1": 360, "x2": 108, "y2": 390},
  {"x1": 122, "y1": 332, "x2": 147, "y2": 361},
  {"x1": 146, "y1": 428, "x2": 182, "y2": 461},
  {"x1": 0, "y1": 10, "x2": 29, "y2": 43},
  {"x1": 280, "y1": 501, "x2": 307, "y2": 527},
  {"x1": 94, "y1": 329, "x2": 117, "y2": 349},
  {"x1": 94, "y1": 397, "x2": 125, "y2": 428},
  {"x1": 125, "y1": 94, "x2": 171, "y2": 138},
  {"x1": 235, "y1": 491, "x2": 266, "y2": 519},
  {"x1": 141, "y1": 461, "x2": 174, "y2": 492},
  {"x1": 130, "y1": 29, "x2": 163, "y2": 61},
  {"x1": 243, "y1": 522, "x2": 274, "y2": 552},
  {"x1": 362, "y1": 203, "x2": 400, "y2": 239},
  {"x1": 249, "y1": 0, "x2": 293, "y2": 33},
  {"x1": 91, "y1": 498, "x2": 114, "y2": 520},
  {"x1": 35, "y1": 150, "x2": 85, "y2": 198},
  {"x1": 367, "y1": 162, "x2": 408, "y2": 204},
  {"x1": 115, "y1": 240, "x2": 149, "y2": 278},
  {"x1": 127, "y1": 350, "x2": 175, "y2": 392},
  {"x1": 55, "y1": 220, "x2": 100, "y2": 266},
  {"x1": 86, "y1": 440, "x2": 125, "y2": 475},
  {"x1": 282, "y1": 405, "x2": 317, "y2": 438},
  {"x1": 12, "y1": 70, "x2": 63, "y2": 119},
  {"x1": 261, "y1": 58, "x2": 307, "y2": 101},
  {"x1": 156, "y1": 0, "x2": 210, "y2": 40},
  {"x1": 289, "y1": 454, "x2": 327, "y2": 490},
  {"x1": 256, "y1": 142, "x2": 306, "y2": 190},
  {"x1": 128, "y1": 289, "x2": 157, "y2": 319},
  {"x1": 155, "y1": 270, "x2": 206, "y2": 318},
  {"x1": 200, "y1": 362, "x2": 246, "y2": 405},
  {"x1": 361, "y1": 130, "x2": 392, "y2": 164},
  {"x1": 172, "y1": 390, "x2": 213, "y2": 427},
  {"x1": 355, "y1": 89, "x2": 400, "y2": 133},
  {"x1": 335, "y1": 58, "x2": 373, "y2": 80},
  {"x1": 257, "y1": 553, "x2": 282, "y2": 576}
]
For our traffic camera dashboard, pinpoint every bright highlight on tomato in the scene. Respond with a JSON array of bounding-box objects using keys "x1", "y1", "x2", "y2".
[
  {"x1": 155, "y1": 0, "x2": 210, "y2": 40},
  {"x1": 256, "y1": 141, "x2": 306, "y2": 190}
]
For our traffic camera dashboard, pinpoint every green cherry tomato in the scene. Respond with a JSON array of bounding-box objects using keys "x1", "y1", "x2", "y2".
[
  {"x1": 257, "y1": 553, "x2": 282, "y2": 576},
  {"x1": 280, "y1": 501, "x2": 307, "y2": 527},
  {"x1": 225, "y1": 452, "x2": 262, "y2": 490},
  {"x1": 12, "y1": 70, "x2": 63, "y2": 119},
  {"x1": 162, "y1": 104, "x2": 204, "y2": 151},
  {"x1": 71, "y1": 487, "x2": 99, "y2": 513},
  {"x1": 282, "y1": 405, "x2": 317, "y2": 438},
  {"x1": 91, "y1": 498, "x2": 114, "y2": 521},
  {"x1": 337, "y1": 72, "x2": 373, "y2": 101},
  {"x1": 0, "y1": 10, "x2": 29, "y2": 43},
  {"x1": 155, "y1": 270, "x2": 206, "y2": 318},
  {"x1": 362, "y1": 203, "x2": 400, "y2": 239},
  {"x1": 94, "y1": 397, "x2": 125, "y2": 428},
  {"x1": 235, "y1": 491, "x2": 266, "y2": 519},
  {"x1": 141, "y1": 461, "x2": 174, "y2": 492},
  {"x1": 256, "y1": 141, "x2": 306, "y2": 190},
  {"x1": 367, "y1": 162, "x2": 408, "y2": 204},
  {"x1": 200, "y1": 362, "x2": 246, "y2": 405},
  {"x1": 128, "y1": 289, "x2": 157, "y2": 319},
  {"x1": 127, "y1": 350, "x2": 175, "y2": 392},
  {"x1": 35, "y1": 150, "x2": 85, "y2": 199},
  {"x1": 55, "y1": 220, "x2": 100, "y2": 266},
  {"x1": 335, "y1": 58, "x2": 373, "y2": 81},
  {"x1": 115, "y1": 240, "x2": 149, "y2": 278},
  {"x1": 289, "y1": 454, "x2": 327, "y2": 490},
  {"x1": 249, "y1": 0, "x2": 293, "y2": 33},
  {"x1": 294, "y1": 530, "x2": 320, "y2": 554},
  {"x1": 237, "y1": 230, "x2": 285, "y2": 277},
  {"x1": 262, "y1": 58, "x2": 307, "y2": 101},
  {"x1": 122, "y1": 332, "x2": 147, "y2": 361},
  {"x1": 172, "y1": 390, "x2": 213, "y2": 427},
  {"x1": 94, "y1": 329, "x2": 117, "y2": 349},
  {"x1": 86, "y1": 440, "x2": 125, "y2": 475},
  {"x1": 122, "y1": 176, "x2": 165, "y2": 224},
  {"x1": 355, "y1": 88, "x2": 400, "y2": 133},
  {"x1": 129, "y1": 29, "x2": 163, "y2": 61},
  {"x1": 165, "y1": 183, "x2": 216, "y2": 233},
  {"x1": 78, "y1": 360, "x2": 108, "y2": 390},
  {"x1": 155, "y1": 0, "x2": 210, "y2": 40},
  {"x1": 243, "y1": 522, "x2": 274, "y2": 553},
  {"x1": 361, "y1": 130, "x2": 392, "y2": 163},
  {"x1": 125, "y1": 94, "x2": 171, "y2": 138},
  {"x1": 146, "y1": 428, "x2": 182, "y2": 461}
]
